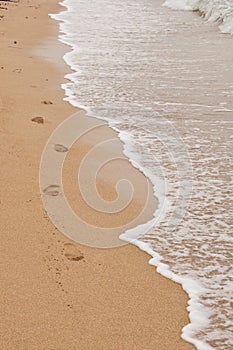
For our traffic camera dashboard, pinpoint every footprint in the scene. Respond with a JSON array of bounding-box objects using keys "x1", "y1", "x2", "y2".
[
  {"x1": 64, "y1": 243, "x2": 84, "y2": 262},
  {"x1": 31, "y1": 116, "x2": 44, "y2": 124},
  {"x1": 54, "y1": 144, "x2": 69, "y2": 153},
  {"x1": 41, "y1": 100, "x2": 53, "y2": 105},
  {"x1": 43, "y1": 185, "x2": 60, "y2": 196},
  {"x1": 12, "y1": 68, "x2": 22, "y2": 73}
]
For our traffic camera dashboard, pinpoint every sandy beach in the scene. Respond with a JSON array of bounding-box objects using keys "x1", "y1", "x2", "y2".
[{"x1": 0, "y1": 0, "x2": 196, "y2": 349}]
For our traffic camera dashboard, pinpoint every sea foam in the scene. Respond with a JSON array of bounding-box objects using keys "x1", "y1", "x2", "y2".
[
  {"x1": 163, "y1": 0, "x2": 233, "y2": 34},
  {"x1": 50, "y1": 0, "x2": 233, "y2": 349}
]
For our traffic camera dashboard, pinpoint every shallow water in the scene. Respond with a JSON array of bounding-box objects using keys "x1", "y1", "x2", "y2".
[
  {"x1": 164, "y1": 0, "x2": 233, "y2": 35},
  {"x1": 52, "y1": 0, "x2": 233, "y2": 349}
]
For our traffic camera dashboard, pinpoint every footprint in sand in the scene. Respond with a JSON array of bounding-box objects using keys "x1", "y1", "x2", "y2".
[
  {"x1": 64, "y1": 243, "x2": 84, "y2": 262},
  {"x1": 54, "y1": 144, "x2": 69, "y2": 153},
  {"x1": 43, "y1": 185, "x2": 60, "y2": 196},
  {"x1": 31, "y1": 116, "x2": 44, "y2": 124},
  {"x1": 41, "y1": 100, "x2": 53, "y2": 105},
  {"x1": 13, "y1": 68, "x2": 22, "y2": 73}
]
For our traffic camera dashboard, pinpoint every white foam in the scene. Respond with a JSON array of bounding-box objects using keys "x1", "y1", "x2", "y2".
[
  {"x1": 163, "y1": 0, "x2": 233, "y2": 34},
  {"x1": 50, "y1": 1, "x2": 233, "y2": 349},
  {"x1": 120, "y1": 229, "x2": 214, "y2": 350},
  {"x1": 163, "y1": 0, "x2": 196, "y2": 11}
]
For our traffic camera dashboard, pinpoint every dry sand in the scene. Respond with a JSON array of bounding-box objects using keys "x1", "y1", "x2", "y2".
[{"x1": 0, "y1": 0, "x2": 196, "y2": 349}]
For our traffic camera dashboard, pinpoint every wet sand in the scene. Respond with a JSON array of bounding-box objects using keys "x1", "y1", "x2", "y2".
[{"x1": 0, "y1": 0, "x2": 195, "y2": 349}]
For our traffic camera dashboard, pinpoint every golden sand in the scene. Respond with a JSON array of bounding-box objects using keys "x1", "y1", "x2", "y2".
[{"x1": 0, "y1": 0, "x2": 195, "y2": 349}]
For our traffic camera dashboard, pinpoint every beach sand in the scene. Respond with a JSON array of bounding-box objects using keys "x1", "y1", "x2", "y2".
[{"x1": 0, "y1": 0, "x2": 196, "y2": 349}]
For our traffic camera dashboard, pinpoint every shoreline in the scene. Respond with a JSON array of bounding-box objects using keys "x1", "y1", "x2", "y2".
[{"x1": 0, "y1": 0, "x2": 196, "y2": 349}]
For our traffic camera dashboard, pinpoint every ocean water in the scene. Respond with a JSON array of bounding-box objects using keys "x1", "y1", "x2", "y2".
[
  {"x1": 51, "y1": 0, "x2": 233, "y2": 349},
  {"x1": 164, "y1": 0, "x2": 233, "y2": 34}
]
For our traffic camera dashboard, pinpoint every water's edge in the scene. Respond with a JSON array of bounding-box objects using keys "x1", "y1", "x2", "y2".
[{"x1": 48, "y1": 2, "x2": 220, "y2": 350}]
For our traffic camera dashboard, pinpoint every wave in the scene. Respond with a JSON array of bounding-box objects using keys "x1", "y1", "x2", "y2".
[
  {"x1": 163, "y1": 0, "x2": 233, "y2": 34},
  {"x1": 50, "y1": 0, "x2": 233, "y2": 349}
]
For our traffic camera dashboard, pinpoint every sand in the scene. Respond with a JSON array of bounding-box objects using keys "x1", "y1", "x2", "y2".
[{"x1": 0, "y1": 0, "x2": 196, "y2": 349}]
